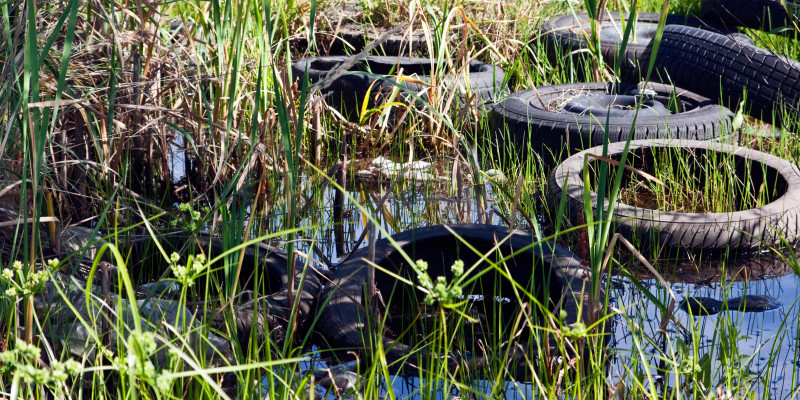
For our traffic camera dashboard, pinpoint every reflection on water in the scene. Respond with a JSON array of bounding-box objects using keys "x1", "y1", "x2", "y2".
[
  {"x1": 287, "y1": 176, "x2": 518, "y2": 265},
  {"x1": 610, "y1": 263, "x2": 800, "y2": 399}
]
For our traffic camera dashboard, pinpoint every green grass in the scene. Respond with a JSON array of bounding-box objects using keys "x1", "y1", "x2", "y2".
[
  {"x1": 2, "y1": 0, "x2": 800, "y2": 398},
  {"x1": 591, "y1": 145, "x2": 776, "y2": 214}
]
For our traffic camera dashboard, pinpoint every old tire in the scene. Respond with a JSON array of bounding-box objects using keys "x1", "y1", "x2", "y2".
[
  {"x1": 37, "y1": 273, "x2": 236, "y2": 369},
  {"x1": 643, "y1": 24, "x2": 800, "y2": 126},
  {"x1": 548, "y1": 139, "x2": 800, "y2": 255},
  {"x1": 539, "y1": 12, "x2": 752, "y2": 82},
  {"x1": 292, "y1": 56, "x2": 505, "y2": 121},
  {"x1": 302, "y1": 3, "x2": 431, "y2": 56},
  {"x1": 702, "y1": 0, "x2": 800, "y2": 33},
  {"x1": 129, "y1": 234, "x2": 322, "y2": 352},
  {"x1": 317, "y1": 224, "x2": 601, "y2": 376},
  {"x1": 487, "y1": 82, "x2": 733, "y2": 166},
  {"x1": 324, "y1": 22, "x2": 430, "y2": 56}
]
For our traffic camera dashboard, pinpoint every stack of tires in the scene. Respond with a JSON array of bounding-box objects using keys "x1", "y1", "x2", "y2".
[
  {"x1": 291, "y1": 56, "x2": 506, "y2": 122},
  {"x1": 287, "y1": 6, "x2": 800, "y2": 383},
  {"x1": 531, "y1": 7, "x2": 800, "y2": 125},
  {"x1": 643, "y1": 24, "x2": 800, "y2": 125},
  {"x1": 291, "y1": 3, "x2": 508, "y2": 123},
  {"x1": 490, "y1": 7, "x2": 800, "y2": 257},
  {"x1": 538, "y1": 12, "x2": 752, "y2": 82}
]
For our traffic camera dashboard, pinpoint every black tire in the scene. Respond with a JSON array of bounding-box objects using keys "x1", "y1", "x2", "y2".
[
  {"x1": 702, "y1": 0, "x2": 800, "y2": 33},
  {"x1": 291, "y1": 56, "x2": 506, "y2": 121},
  {"x1": 548, "y1": 139, "x2": 800, "y2": 255},
  {"x1": 487, "y1": 82, "x2": 733, "y2": 166},
  {"x1": 643, "y1": 24, "x2": 800, "y2": 126},
  {"x1": 539, "y1": 12, "x2": 752, "y2": 82},
  {"x1": 316, "y1": 224, "x2": 601, "y2": 375},
  {"x1": 206, "y1": 248, "x2": 322, "y2": 353},
  {"x1": 129, "y1": 234, "x2": 322, "y2": 351},
  {"x1": 324, "y1": 23, "x2": 430, "y2": 56},
  {"x1": 37, "y1": 274, "x2": 236, "y2": 369},
  {"x1": 304, "y1": 3, "x2": 431, "y2": 56}
]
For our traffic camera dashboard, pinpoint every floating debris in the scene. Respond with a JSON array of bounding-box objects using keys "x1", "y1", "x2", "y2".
[{"x1": 355, "y1": 156, "x2": 441, "y2": 182}]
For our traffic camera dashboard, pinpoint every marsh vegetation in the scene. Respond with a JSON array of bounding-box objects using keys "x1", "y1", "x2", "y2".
[{"x1": 1, "y1": 0, "x2": 800, "y2": 398}]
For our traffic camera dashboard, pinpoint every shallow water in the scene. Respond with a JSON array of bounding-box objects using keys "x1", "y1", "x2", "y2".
[
  {"x1": 609, "y1": 267, "x2": 800, "y2": 398},
  {"x1": 140, "y1": 156, "x2": 800, "y2": 398},
  {"x1": 238, "y1": 166, "x2": 800, "y2": 399},
  {"x1": 286, "y1": 172, "x2": 517, "y2": 264}
]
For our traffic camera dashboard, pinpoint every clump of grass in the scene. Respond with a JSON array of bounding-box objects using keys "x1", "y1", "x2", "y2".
[{"x1": 610, "y1": 146, "x2": 776, "y2": 213}]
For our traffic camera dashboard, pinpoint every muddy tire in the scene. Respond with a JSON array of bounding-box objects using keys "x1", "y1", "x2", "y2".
[
  {"x1": 130, "y1": 234, "x2": 322, "y2": 352},
  {"x1": 548, "y1": 139, "x2": 800, "y2": 255},
  {"x1": 539, "y1": 12, "x2": 752, "y2": 82},
  {"x1": 643, "y1": 24, "x2": 800, "y2": 125},
  {"x1": 316, "y1": 224, "x2": 601, "y2": 376},
  {"x1": 291, "y1": 56, "x2": 505, "y2": 121},
  {"x1": 702, "y1": 0, "x2": 800, "y2": 33},
  {"x1": 487, "y1": 82, "x2": 733, "y2": 166}
]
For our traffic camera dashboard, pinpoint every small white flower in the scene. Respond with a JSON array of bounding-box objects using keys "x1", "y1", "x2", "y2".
[
  {"x1": 143, "y1": 360, "x2": 156, "y2": 378},
  {"x1": 156, "y1": 374, "x2": 173, "y2": 393},
  {"x1": 191, "y1": 260, "x2": 204, "y2": 273},
  {"x1": 451, "y1": 260, "x2": 464, "y2": 277},
  {"x1": 51, "y1": 369, "x2": 68, "y2": 382},
  {"x1": 62, "y1": 359, "x2": 81, "y2": 374}
]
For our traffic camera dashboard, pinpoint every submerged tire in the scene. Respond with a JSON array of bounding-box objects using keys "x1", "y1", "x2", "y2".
[
  {"x1": 291, "y1": 56, "x2": 505, "y2": 121},
  {"x1": 206, "y1": 248, "x2": 322, "y2": 352},
  {"x1": 130, "y1": 234, "x2": 322, "y2": 351},
  {"x1": 37, "y1": 273, "x2": 236, "y2": 369},
  {"x1": 539, "y1": 12, "x2": 752, "y2": 81},
  {"x1": 548, "y1": 139, "x2": 800, "y2": 255},
  {"x1": 317, "y1": 224, "x2": 601, "y2": 376},
  {"x1": 679, "y1": 295, "x2": 782, "y2": 315},
  {"x1": 643, "y1": 24, "x2": 800, "y2": 126},
  {"x1": 702, "y1": 0, "x2": 800, "y2": 33},
  {"x1": 487, "y1": 82, "x2": 733, "y2": 166}
]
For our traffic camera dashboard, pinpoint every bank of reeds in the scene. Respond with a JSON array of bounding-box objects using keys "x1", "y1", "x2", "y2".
[{"x1": 1, "y1": 0, "x2": 800, "y2": 398}]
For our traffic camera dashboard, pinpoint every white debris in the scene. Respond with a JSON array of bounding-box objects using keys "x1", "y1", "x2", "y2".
[
  {"x1": 360, "y1": 156, "x2": 437, "y2": 182},
  {"x1": 355, "y1": 168, "x2": 376, "y2": 178},
  {"x1": 406, "y1": 160, "x2": 431, "y2": 171},
  {"x1": 371, "y1": 156, "x2": 396, "y2": 170},
  {"x1": 483, "y1": 169, "x2": 507, "y2": 183}
]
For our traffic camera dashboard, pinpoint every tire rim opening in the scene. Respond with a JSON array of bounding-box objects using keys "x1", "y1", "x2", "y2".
[{"x1": 589, "y1": 146, "x2": 788, "y2": 213}]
